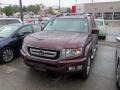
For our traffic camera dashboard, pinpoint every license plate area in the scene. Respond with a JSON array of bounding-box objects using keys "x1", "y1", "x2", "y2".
[{"x1": 34, "y1": 64, "x2": 46, "y2": 72}]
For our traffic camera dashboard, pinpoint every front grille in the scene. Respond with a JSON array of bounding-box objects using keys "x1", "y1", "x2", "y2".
[{"x1": 28, "y1": 47, "x2": 60, "y2": 60}]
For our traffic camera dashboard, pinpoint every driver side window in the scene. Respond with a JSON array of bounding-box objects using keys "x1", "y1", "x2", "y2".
[{"x1": 18, "y1": 25, "x2": 32, "y2": 35}]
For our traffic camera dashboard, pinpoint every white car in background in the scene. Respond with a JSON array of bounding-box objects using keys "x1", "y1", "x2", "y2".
[
  {"x1": 116, "y1": 34, "x2": 120, "y2": 41},
  {"x1": 0, "y1": 18, "x2": 22, "y2": 27},
  {"x1": 95, "y1": 19, "x2": 106, "y2": 40}
]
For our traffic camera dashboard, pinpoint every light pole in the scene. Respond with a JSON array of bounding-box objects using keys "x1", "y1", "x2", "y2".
[{"x1": 19, "y1": 0, "x2": 23, "y2": 22}]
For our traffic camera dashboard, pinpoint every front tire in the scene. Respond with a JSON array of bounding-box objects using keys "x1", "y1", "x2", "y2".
[
  {"x1": 116, "y1": 63, "x2": 120, "y2": 89},
  {"x1": 102, "y1": 35, "x2": 106, "y2": 40},
  {"x1": 0, "y1": 47, "x2": 14, "y2": 63},
  {"x1": 81, "y1": 56, "x2": 91, "y2": 79}
]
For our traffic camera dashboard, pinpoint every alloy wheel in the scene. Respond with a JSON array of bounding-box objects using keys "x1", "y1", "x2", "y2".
[
  {"x1": 2, "y1": 48, "x2": 14, "y2": 62},
  {"x1": 117, "y1": 64, "x2": 120, "y2": 87}
]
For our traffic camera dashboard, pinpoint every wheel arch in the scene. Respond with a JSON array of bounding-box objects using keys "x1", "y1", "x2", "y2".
[
  {"x1": 1, "y1": 45, "x2": 15, "y2": 53},
  {"x1": 84, "y1": 43, "x2": 92, "y2": 57},
  {"x1": 117, "y1": 57, "x2": 120, "y2": 66}
]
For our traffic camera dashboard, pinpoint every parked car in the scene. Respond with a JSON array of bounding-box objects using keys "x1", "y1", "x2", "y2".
[
  {"x1": 95, "y1": 19, "x2": 106, "y2": 40},
  {"x1": 21, "y1": 13, "x2": 99, "y2": 79},
  {"x1": 40, "y1": 20, "x2": 49, "y2": 28},
  {"x1": 0, "y1": 23, "x2": 41, "y2": 63},
  {"x1": 39, "y1": 17, "x2": 50, "y2": 27},
  {"x1": 116, "y1": 34, "x2": 120, "y2": 41},
  {"x1": 116, "y1": 49, "x2": 120, "y2": 88},
  {"x1": 24, "y1": 18, "x2": 49, "y2": 28},
  {"x1": 0, "y1": 18, "x2": 22, "y2": 27}
]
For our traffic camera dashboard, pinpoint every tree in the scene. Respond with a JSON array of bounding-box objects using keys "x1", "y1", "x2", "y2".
[
  {"x1": 2, "y1": 4, "x2": 43, "y2": 16},
  {"x1": 3, "y1": 5, "x2": 20, "y2": 16},
  {"x1": 3, "y1": 6, "x2": 14, "y2": 16},
  {"x1": 13, "y1": 5, "x2": 20, "y2": 13},
  {"x1": 48, "y1": 7, "x2": 55, "y2": 15},
  {"x1": 23, "y1": 6, "x2": 27, "y2": 12},
  {"x1": 12, "y1": 5, "x2": 20, "y2": 13},
  {"x1": 27, "y1": 4, "x2": 41, "y2": 14},
  {"x1": 66, "y1": 8, "x2": 71, "y2": 13}
]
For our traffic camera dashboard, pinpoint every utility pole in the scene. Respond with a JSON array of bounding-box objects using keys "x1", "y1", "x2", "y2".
[
  {"x1": 19, "y1": 0, "x2": 23, "y2": 22},
  {"x1": 92, "y1": 0, "x2": 94, "y2": 16},
  {"x1": 92, "y1": 0, "x2": 94, "y2": 3},
  {"x1": 0, "y1": 3, "x2": 2, "y2": 16},
  {"x1": 59, "y1": 0, "x2": 61, "y2": 13}
]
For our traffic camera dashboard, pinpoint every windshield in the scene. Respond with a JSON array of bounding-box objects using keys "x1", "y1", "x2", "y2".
[
  {"x1": 0, "y1": 19, "x2": 20, "y2": 26},
  {"x1": 45, "y1": 18, "x2": 88, "y2": 32},
  {"x1": 0, "y1": 25, "x2": 20, "y2": 37},
  {"x1": 95, "y1": 20, "x2": 103, "y2": 26}
]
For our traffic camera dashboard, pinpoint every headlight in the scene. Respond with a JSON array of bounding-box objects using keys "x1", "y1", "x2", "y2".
[
  {"x1": 61, "y1": 48, "x2": 82, "y2": 58},
  {"x1": 22, "y1": 43, "x2": 27, "y2": 52}
]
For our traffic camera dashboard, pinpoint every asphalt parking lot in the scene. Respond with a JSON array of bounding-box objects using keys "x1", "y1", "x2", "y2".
[
  {"x1": 106, "y1": 26, "x2": 120, "y2": 42},
  {"x1": 0, "y1": 26, "x2": 119, "y2": 90}
]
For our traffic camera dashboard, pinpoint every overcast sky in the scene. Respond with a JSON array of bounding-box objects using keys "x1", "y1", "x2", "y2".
[{"x1": 1, "y1": 0, "x2": 120, "y2": 7}]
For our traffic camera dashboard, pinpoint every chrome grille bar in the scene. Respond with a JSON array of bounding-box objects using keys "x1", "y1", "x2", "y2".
[
  {"x1": 30, "y1": 48, "x2": 57, "y2": 57},
  {"x1": 28, "y1": 47, "x2": 60, "y2": 60}
]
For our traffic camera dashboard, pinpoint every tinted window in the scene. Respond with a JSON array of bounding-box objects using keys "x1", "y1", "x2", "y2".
[
  {"x1": 32, "y1": 25, "x2": 41, "y2": 32},
  {"x1": 0, "y1": 25, "x2": 20, "y2": 37},
  {"x1": 88, "y1": 13, "x2": 93, "y2": 16},
  {"x1": 95, "y1": 13, "x2": 102, "y2": 18},
  {"x1": 45, "y1": 18, "x2": 88, "y2": 32},
  {"x1": 103, "y1": 12, "x2": 113, "y2": 20},
  {"x1": 0, "y1": 19, "x2": 21, "y2": 26},
  {"x1": 18, "y1": 25, "x2": 32, "y2": 34}
]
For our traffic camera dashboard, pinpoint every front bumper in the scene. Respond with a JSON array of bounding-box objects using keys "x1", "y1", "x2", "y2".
[
  {"x1": 99, "y1": 31, "x2": 106, "y2": 37},
  {"x1": 21, "y1": 50, "x2": 87, "y2": 74}
]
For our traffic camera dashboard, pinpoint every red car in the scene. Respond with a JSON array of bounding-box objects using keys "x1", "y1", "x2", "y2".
[{"x1": 21, "y1": 13, "x2": 99, "y2": 79}]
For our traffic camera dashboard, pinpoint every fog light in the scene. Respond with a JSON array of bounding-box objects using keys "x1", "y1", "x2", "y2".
[
  {"x1": 69, "y1": 66, "x2": 75, "y2": 71},
  {"x1": 76, "y1": 65, "x2": 82, "y2": 70}
]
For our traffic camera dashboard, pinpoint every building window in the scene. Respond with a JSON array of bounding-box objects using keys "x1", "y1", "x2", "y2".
[
  {"x1": 114, "y1": 12, "x2": 120, "y2": 20},
  {"x1": 88, "y1": 13, "x2": 92, "y2": 15},
  {"x1": 95, "y1": 13, "x2": 102, "y2": 18},
  {"x1": 103, "y1": 12, "x2": 113, "y2": 20}
]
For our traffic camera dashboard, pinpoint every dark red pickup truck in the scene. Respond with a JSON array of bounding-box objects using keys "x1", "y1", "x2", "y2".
[{"x1": 21, "y1": 14, "x2": 99, "y2": 79}]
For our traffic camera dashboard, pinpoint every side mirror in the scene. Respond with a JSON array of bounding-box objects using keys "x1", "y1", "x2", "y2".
[
  {"x1": 17, "y1": 32, "x2": 25, "y2": 37},
  {"x1": 91, "y1": 28, "x2": 99, "y2": 34},
  {"x1": 17, "y1": 32, "x2": 31, "y2": 37},
  {"x1": 12, "y1": 33, "x2": 24, "y2": 38}
]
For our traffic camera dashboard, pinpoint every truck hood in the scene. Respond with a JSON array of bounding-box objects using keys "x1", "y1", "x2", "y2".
[{"x1": 25, "y1": 31, "x2": 89, "y2": 49}]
